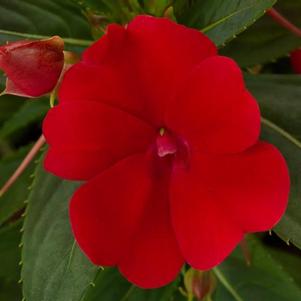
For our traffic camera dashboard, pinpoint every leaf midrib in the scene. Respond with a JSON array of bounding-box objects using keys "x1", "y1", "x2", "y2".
[
  {"x1": 201, "y1": 4, "x2": 257, "y2": 33},
  {"x1": 201, "y1": 0, "x2": 276, "y2": 34}
]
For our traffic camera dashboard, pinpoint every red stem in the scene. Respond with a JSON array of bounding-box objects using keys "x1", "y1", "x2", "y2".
[
  {"x1": 267, "y1": 8, "x2": 301, "y2": 38},
  {"x1": 0, "y1": 135, "x2": 46, "y2": 197}
]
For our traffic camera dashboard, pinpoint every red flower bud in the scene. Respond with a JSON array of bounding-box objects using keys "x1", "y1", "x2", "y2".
[
  {"x1": 0, "y1": 36, "x2": 64, "y2": 98},
  {"x1": 290, "y1": 48, "x2": 301, "y2": 74}
]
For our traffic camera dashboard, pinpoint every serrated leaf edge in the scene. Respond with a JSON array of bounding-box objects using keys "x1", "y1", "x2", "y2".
[{"x1": 201, "y1": 0, "x2": 277, "y2": 47}]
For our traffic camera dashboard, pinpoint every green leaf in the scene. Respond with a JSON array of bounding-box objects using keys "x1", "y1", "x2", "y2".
[
  {"x1": 0, "y1": 99, "x2": 49, "y2": 139},
  {"x1": 84, "y1": 268, "x2": 180, "y2": 301},
  {"x1": 0, "y1": 222, "x2": 22, "y2": 300},
  {"x1": 0, "y1": 145, "x2": 36, "y2": 226},
  {"x1": 221, "y1": 0, "x2": 301, "y2": 66},
  {"x1": 21, "y1": 159, "x2": 98, "y2": 301},
  {"x1": 214, "y1": 236, "x2": 301, "y2": 301},
  {"x1": 174, "y1": 0, "x2": 276, "y2": 46},
  {"x1": 266, "y1": 243, "x2": 301, "y2": 287},
  {"x1": 246, "y1": 74, "x2": 301, "y2": 249},
  {"x1": 0, "y1": 0, "x2": 92, "y2": 48}
]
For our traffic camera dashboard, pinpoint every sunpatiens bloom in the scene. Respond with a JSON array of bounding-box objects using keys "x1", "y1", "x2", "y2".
[
  {"x1": 43, "y1": 16, "x2": 290, "y2": 288},
  {"x1": 0, "y1": 36, "x2": 64, "y2": 97},
  {"x1": 291, "y1": 48, "x2": 301, "y2": 74}
]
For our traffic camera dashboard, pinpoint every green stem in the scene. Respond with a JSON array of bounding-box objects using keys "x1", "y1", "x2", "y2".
[
  {"x1": 213, "y1": 267, "x2": 243, "y2": 301},
  {"x1": 50, "y1": 90, "x2": 57, "y2": 108},
  {"x1": 0, "y1": 29, "x2": 93, "y2": 47},
  {"x1": 187, "y1": 294, "x2": 194, "y2": 301},
  {"x1": 267, "y1": 8, "x2": 301, "y2": 38}
]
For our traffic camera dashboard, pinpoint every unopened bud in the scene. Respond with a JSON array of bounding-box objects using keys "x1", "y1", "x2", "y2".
[
  {"x1": 184, "y1": 268, "x2": 216, "y2": 300},
  {"x1": 0, "y1": 36, "x2": 64, "y2": 98}
]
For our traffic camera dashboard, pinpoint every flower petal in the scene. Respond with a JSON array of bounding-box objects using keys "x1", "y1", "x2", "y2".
[
  {"x1": 82, "y1": 23, "x2": 126, "y2": 65},
  {"x1": 70, "y1": 154, "x2": 152, "y2": 266},
  {"x1": 44, "y1": 148, "x2": 112, "y2": 180},
  {"x1": 70, "y1": 153, "x2": 184, "y2": 288},
  {"x1": 59, "y1": 24, "x2": 151, "y2": 122},
  {"x1": 126, "y1": 15, "x2": 217, "y2": 123},
  {"x1": 170, "y1": 142, "x2": 289, "y2": 269},
  {"x1": 166, "y1": 56, "x2": 260, "y2": 154},
  {"x1": 43, "y1": 101, "x2": 155, "y2": 180},
  {"x1": 119, "y1": 162, "x2": 184, "y2": 288},
  {"x1": 58, "y1": 63, "x2": 146, "y2": 122},
  {"x1": 59, "y1": 16, "x2": 216, "y2": 125}
]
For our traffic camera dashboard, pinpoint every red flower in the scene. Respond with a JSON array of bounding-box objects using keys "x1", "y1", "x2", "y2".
[
  {"x1": 0, "y1": 36, "x2": 64, "y2": 98},
  {"x1": 291, "y1": 48, "x2": 301, "y2": 74},
  {"x1": 43, "y1": 16, "x2": 290, "y2": 288}
]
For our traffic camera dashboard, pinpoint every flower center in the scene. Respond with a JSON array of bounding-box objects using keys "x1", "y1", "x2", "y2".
[
  {"x1": 156, "y1": 128, "x2": 177, "y2": 158},
  {"x1": 155, "y1": 128, "x2": 190, "y2": 170}
]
